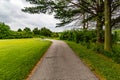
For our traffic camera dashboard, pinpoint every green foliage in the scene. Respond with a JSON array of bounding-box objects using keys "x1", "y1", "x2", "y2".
[
  {"x1": 32, "y1": 27, "x2": 54, "y2": 38},
  {"x1": 0, "y1": 23, "x2": 34, "y2": 39},
  {"x1": 83, "y1": 38, "x2": 120, "y2": 63},
  {"x1": 23, "y1": 0, "x2": 120, "y2": 28},
  {"x1": 33, "y1": 27, "x2": 40, "y2": 35},
  {"x1": 40, "y1": 27, "x2": 52, "y2": 37},
  {"x1": 61, "y1": 29, "x2": 120, "y2": 63},
  {"x1": 60, "y1": 29, "x2": 119, "y2": 46},
  {"x1": 112, "y1": 44, "x2": 120, "y2": 63},
  {"x1": 8, "y1": 31, "x2": 33, "y2": 39},
  {"x1": 23, "y1": 0, "x2": 120, "y2": 52},
  {"x1": 60, "y1": 29, "x2": 96, "y2": 43},
  {"x1": 112, "y1": 31, "x2": 119, "y2": 44},
  {"x1": 113, "y1": 29, "x2": 120, "y2": 41},
  {"x1": 66, "y1": 41, "x2": 120, "y2": 80},
  {"x1": 0, "y1": 39, "x2": 51, "y2": 80},
  {"x1": 0, "y1": 22, "x2": 54, "y2": 39},
  {"x1": 23, "y1": 27, "x2": 31, "y2": 32},
  {"x1": 80, "y1": 33, "x2": 120, "y2": 63},
  {"x1": 17, "y1": 28, "x2": 22, "y2": 32},
  {"x1": 0, "y1": 22, "x2": 11, "y2": 39},
  {"x1": 101, "y1": 44, "x2": 120, "y2": 63},
  {"x1": 51, "y1": 32, "x2": 59, "y2": 38},
  {"x1": 60, "y1": 30, "x2": 76, "y2": 41}
]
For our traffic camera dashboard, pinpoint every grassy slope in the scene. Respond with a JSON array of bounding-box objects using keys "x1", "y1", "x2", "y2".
[
  {"x1": 66, "y1": 41, "x2": 120, "y2": 80},
  {"x1": 0, "y1": 39, "x2": 51, "y2": 80}
]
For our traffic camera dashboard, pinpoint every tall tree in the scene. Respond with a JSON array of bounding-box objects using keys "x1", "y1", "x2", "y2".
[
  {"x1": 22, "y1": 0, "x2": 105, "y2": 43},
  {"x1": 104, "y1": 0, "x2": 112, "y2": 52},
  {"x1": 22, "y1": 0, "x2": 120, "y2": 43}
]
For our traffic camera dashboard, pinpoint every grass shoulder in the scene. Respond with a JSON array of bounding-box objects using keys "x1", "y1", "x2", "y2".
[
  {"x1": 0, "y1": 38, "x2": 51, "y2": 80},
  {"x1": 66, "y1": 41, "x2": 120, "y2": 80}
]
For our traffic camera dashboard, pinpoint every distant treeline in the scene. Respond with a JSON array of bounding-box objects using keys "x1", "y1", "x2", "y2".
[{"x1": 0, "y1": 22, "x2": 59, "y2": 39}]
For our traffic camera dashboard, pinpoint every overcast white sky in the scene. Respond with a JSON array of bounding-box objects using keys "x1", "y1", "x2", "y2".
[{"x1": 0, "y1": 0, "x2": 65, "y2": 32}]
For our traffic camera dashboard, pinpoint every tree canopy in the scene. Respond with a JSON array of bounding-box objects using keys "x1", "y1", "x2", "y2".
[{"x1": 22, "y1": 0, "x2": 120, "y2": 28}]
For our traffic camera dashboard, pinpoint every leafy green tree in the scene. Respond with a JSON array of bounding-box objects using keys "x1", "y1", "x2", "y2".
[
  {"x1": 17, "y1": 28, "x2": 22, "y2": 32},
  {"x1": 23, "y1": 27, "x2": 33, "y2": 38},
  {"x1": 0, "y1": 22, "x2": 10, "y2": 39},
  {"x1": 60, "y1": 29, "x2": 96, "y2": 43},
  {"x1": 23, "y1": 27, "x2": 31, "y2": 32},
  {"x1": 40, "y1": 27, "x2": 52, "y2": 37},
  {"x1": 51, "y1": 32, "x2": 59, "y2": 38},
  {"x1": 33, "y1": 27, "x2": 40, "y2": 35}
]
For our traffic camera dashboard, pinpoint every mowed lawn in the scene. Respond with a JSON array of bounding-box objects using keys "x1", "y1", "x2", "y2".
[{"x1": 0, "y1": 39, "x2": 51, "y2": 80}]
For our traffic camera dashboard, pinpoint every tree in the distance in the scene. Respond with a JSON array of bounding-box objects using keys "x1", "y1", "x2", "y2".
[
  {"x1": 17, "y1": 28, "x2": 22, "y2": 32},
  {"x1": 0, "y1": 22, "x2": 10, "y2": 39},
  {"x1": 33, "y1": 27, "x2": 40, "y2": 35},
  {"x1": 40, "y1": 27, "x2": 52, "y2": 37},
  {"x1": 23, "y1": 27, "x2": 31, "y2": 32}
]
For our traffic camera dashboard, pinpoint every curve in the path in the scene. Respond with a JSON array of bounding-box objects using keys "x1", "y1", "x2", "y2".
[{"x1": 28, "y1": 40, "x2": 99, "y2": 80}]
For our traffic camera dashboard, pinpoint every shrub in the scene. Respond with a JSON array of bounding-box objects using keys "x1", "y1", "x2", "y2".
[
  {"x1": 112, "y1": 31, "x2": 119, "y2": 44},
  {"x1": 60, "y1": 30, "x2": 76, "y2": 41},
  {"x1": 112, "y1": 44, "x2": 120, "y2": 63},
  {"x1": 60, "y1": 29, "x2": 96, "y2": 43}
]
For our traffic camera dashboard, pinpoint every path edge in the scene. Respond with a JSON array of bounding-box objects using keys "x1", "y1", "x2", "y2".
[
  {"x1": 65, "y1": 41, "x2": 102, "y2": 80},
  {"x1": 25, "y1": 41, "x2": 53, "y2": 80}
]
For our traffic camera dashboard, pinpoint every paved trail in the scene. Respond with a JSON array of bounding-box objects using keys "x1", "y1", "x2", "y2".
[{"x1": 27, "y1": 40, "x2": 99, "y2": 80}]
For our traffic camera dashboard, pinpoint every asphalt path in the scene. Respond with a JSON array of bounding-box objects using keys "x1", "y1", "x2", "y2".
[{"x1": 27, "y1": 40, "x2": 99, "y2": 80}]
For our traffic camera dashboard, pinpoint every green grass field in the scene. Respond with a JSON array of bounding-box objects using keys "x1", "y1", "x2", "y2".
[
  {"x1": 0, "y1": 39, "x2": 51, "y2": 80},
  {"x1": 66, "y1": 41, "x2": 120, "y2": 80}
]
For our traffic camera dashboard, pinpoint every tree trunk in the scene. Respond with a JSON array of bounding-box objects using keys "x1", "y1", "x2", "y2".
[
  {"x1": 104, "y1": 0, "x2": 112, "y2": 52},
  {"x1": 96, "y1": 18, "x2": 103, "y2": 44},
  {"x1": 96, "y1": 1, "x2": 104, "y2": 44},
  {"x1": 83, "y1": 14, "x2": 86, "y2": 29}
]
